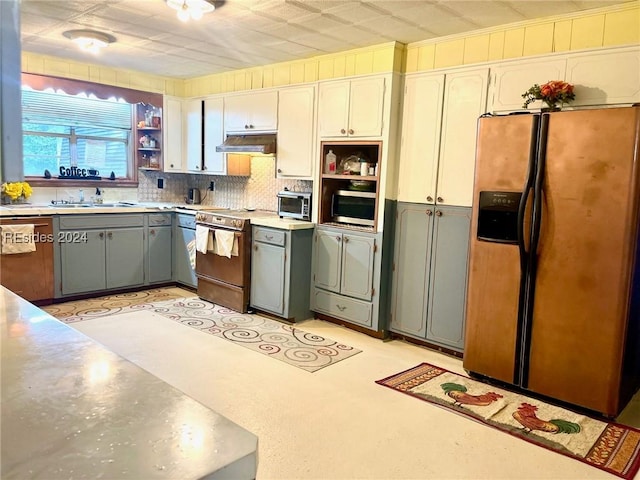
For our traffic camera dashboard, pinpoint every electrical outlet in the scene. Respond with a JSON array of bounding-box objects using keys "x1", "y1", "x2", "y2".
[
  {"x1": 157, "y1": 178, "x2": 164, "y2": 189},
  {"x1": 208, "y1": 181, "x2": 215, "y2": 191}
]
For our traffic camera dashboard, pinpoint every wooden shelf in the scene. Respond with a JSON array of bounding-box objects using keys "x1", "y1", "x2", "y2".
[
  {"x1": 138, "y1": 127, "x2": 161, "y2": 131},
  {"x1": 138, "y1": 147, "x2": 161, "y2": 152},
  {"x1": 322, "y1": 174, "x2": 377, "y2": 180}
]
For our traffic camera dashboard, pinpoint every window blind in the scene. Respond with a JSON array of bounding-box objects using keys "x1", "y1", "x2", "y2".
[{"x1": 21, "y1": 89, "x2": 132, "y2": 130}]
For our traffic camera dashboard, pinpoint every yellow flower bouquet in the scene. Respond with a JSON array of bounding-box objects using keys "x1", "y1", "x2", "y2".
[{"x1": 1, "y1": 181, "x2": 33, "y2": 203}]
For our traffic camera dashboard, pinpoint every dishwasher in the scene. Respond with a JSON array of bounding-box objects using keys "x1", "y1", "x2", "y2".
[{"x1": 174, "y1": 213, "x2": 197, "y2": 288}]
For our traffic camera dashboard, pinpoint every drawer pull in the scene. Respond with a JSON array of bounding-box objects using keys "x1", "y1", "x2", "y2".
[
  {"x1": 336, "y1": 304, "x2": 346, "y2": 312},
  {"x1": 99, "y1": 232, "x2": 104, "y2": 239},
  {"x1": 265, "y1": 235, "x2": 273, "y2": 240},
  {"x1": 107, "y1": 232, "x2": 113, "y2": 239}
]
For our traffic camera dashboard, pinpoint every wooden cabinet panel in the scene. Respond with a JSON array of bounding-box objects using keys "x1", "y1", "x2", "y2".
[
  {"x1": 397, "y1": 74, "x2": 444, "y2": 204},
  {"x1": 389, "y1": 204, "x2": 432, "y2": 337},
  {"x1": 250, "y1": 241, "x2": 285, "y2": 315},
  {"x1": 277, "y1": 85, "x2": 315, "y2": 178},
  {"x1": 203, "y1": 97, "x2": 225, "y2": 174},
  {"x1": 184, "y1": 98, "x2": 203, "y2": 172},
  {"x1": 312, "y1": 229, "x2": 342, "y2": 293},
  {"x1": 566, "y1": 48, "x2": 640, "y2": 106},
  {"x1": 224, "y1": 91, "x2": 277, "y2": 132},
  {"x1": 61, "y1": 230, "x2": 106, "y2": 295},
  {"x1": 437, "y1": 68, "x2": 489, "y2": 207},
  {"x1": 148, "y1": 225, "x2": 172, "y2": 283},
  {"x1": 340, "y1": 234, "x2": 375, "y2": 301},
  {"x1": 0, "y1": 217, "x2": 54, "y2": 302},
  {"x1": 105, "y1": 227, "x2": 144, "y2": 290},
  {"x1": 174, "y1": 223, "x2": 197, "y2": 288},
  {"x1": 163, "y1": 96, "x2": 184, "y2": 172},
  {"x1": 489, "y1": 58, "x2": 566, "y2": 112},
  {"x1": 317, "y1": 81, "x2": 350, "y2": 137}
]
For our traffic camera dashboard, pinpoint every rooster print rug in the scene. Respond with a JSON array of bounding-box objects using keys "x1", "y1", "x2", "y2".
[{"x1": 376, "y1": 363, "x2": 640, "y2": 480}]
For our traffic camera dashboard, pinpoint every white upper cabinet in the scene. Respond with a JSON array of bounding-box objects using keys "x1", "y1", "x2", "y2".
[
  {"x1": 277, "y1": 85, "x2": 316, "y2": 178},
  {"x1": 163, "y1": 96, "x2": 184, "y2": 173},
  {"x1": 489, "y1": 58, "x2": 566, "y2": 112},
  {"x1": 397, "y1": 73, "x2": 445, "y2": 204},
  {"x1": 223, "y1": 91, "x2": 278, "y2": 133},
  {"x1": 397, "y1": 68, "x2": 488, "y2": 207},
  {"x1": 184, "y1": 98, "x2": 203, "y2": 173},
  {"x1": 203, "y1": 97, "x2": 225, "y2": 175},
  {"x1": 566, "y1": 47, "x2": 640, "y2": 106},
  {"x1": 437, "y1": 68, "x2": 489, "y2": 207},
  {"x1": 318, "y1": 76, "x2": 385, "y2": 137}
]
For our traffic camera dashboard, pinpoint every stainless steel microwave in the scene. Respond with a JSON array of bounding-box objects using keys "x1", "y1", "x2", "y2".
[
  {"x1": 277, "y1": 190, "x2": 312, "y2": 221},
  {"x1": 331, "y1": 190, "x2": 376, "y2": 227}
]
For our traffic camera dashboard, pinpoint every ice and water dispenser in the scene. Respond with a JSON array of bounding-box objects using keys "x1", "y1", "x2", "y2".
[{"x1": 477, "y1": 191, "x2": 522, "y2": 244}]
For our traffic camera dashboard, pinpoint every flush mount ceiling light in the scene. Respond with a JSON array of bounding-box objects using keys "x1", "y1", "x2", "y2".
[
  {"x1": 166, "y1": 0, "x2": 216, "y2": 21},
  {"x1": 63, "y1": 29, "x2": 116, "y2": 54}
]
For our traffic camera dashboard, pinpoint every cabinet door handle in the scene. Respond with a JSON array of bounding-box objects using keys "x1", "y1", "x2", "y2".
[
  {"x1": 107, "y1": 232, "x2": 113, "y2": 239},
  {"x1": 336, "y1": 304, "x2": 346, "y2": 312},
  {"x1": 254, "y1": 245, "x2": 258, "y2": 251},
  {"x1": 202, "y1": 165, "x2": 207, "y2": 170},
  {"x1": 245, "y1": 124, "x2": 249, "y2": 129},
  {"x1": 277, "y1": 168, "x2": 282, "y2": 173},
  {"x1": 340, "y1": 128, "x2": 346, "y2": 134},
  {"x1": 437, "y1": 196, "x2": 444, "y2": 203},
  {"x1": 435, "y1": 210, "x2": 443, "y2": 217},
  {"x1": 170, "y1": 164, "x2": 174, "y2": 168},
  {"x1": 348, "y1": 128, "x2": 354, "y2": 135},
  {"x1": 336, "y1": 236, "x2": 341, "y2": 242},
  {"x1": 426, "y1": 210, "x2": 433, "y2": 216},
  {"x1": 343, "y1": 236, "x2": 349, "y2": 243},
  {"x1": 150, "y1": 229, "x2": 155, "y2": 235},
  {"x1": 426, "y1": 196, "x2": 433, "y2": 202},
  {"x1": 99, "y1": 232, "x2": 104, "y2": 239}
]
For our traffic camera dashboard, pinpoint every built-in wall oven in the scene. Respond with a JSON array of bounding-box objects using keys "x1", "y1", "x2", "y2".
[{"x1": 194, "y1": 211, "x2": 252, "y2": 313}]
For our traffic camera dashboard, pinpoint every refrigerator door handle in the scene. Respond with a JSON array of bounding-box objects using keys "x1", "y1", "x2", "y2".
[{"x1": 517, "y1": 115, "x2": 540, "y2": 271}]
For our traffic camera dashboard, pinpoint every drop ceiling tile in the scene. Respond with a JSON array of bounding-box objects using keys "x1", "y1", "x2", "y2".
[
  {"x1": 289, "y1": 13, "x2": 351, "y2": 31},
  {"x1": 438, "y1": 1, "x2": 525, "y2": 27},
  {"x1": 249, "y1": 0, "x2": 319, "y2": 21},
  {"x1": 504, "y1": 1, "x2": 586, "y2": 18}
]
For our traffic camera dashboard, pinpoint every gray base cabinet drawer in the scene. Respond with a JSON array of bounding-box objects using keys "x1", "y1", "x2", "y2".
[
  {"x1": 312, "y1": 288, "x2": 372, "y2": 328},
  {"x1": 148, "y1": 213, "x2": 172, "y2": 226},
  {"x1": 253, "y1": 227, "x2": 286, "y2": 246}
]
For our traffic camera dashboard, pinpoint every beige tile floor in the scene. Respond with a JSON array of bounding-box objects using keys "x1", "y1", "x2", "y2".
[{"x1": 67, "y1": 292, "x2": 639, "y2": 480}]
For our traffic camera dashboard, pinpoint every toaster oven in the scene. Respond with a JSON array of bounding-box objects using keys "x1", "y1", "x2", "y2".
[{"x1": 277, "y1": 190, "x2": 312, "y2": 221}]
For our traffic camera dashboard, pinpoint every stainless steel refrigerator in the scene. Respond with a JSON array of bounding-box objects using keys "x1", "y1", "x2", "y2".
[{"x1": 463, "y1": 106, "x2": 640, "y2": 416}]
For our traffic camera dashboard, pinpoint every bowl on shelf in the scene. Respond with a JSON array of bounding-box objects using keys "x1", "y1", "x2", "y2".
[{"x1": 348, "y1": 180, "x2": 375, "y2": 192}]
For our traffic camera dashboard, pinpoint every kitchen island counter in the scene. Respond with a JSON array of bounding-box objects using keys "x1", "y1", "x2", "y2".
[{"x1": 0, "y1": 286, "x2": 258, "y2": 479}]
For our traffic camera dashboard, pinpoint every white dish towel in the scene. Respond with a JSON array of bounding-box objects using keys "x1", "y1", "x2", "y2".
[
  {"x1": 213, "y1": 230, "x2": 238, "y2": 258},
  {"x1": 195, "y1": 225, "x2": 213, "y2": 254},
  {"x1": 1, "y1": 224, "x2": 36, "y2": 254}
]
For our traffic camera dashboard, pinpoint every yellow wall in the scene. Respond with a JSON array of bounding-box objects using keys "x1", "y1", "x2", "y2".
[
  {"x1": 21, "y1": 2, "x2": 639, "y2": 94},
  {"x1": 21, "y1": 52, "x2": 185, "y2": 96},
  {"x1": 405, "y1": 1, "x2": 639, "y2": 73}
]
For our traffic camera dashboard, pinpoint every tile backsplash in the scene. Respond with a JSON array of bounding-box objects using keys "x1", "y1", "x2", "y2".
[
  {"x1": 29, "y1": 157, "x2": 312, "y2": 211},
  {"x1": 138, "y1": 157, "x2": 312, "y2": 210}
]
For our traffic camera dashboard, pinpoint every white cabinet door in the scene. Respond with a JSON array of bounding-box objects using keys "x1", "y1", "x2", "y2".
[
  {"x1": 490, "y1": 58, "x2": 566, "y2": 112},
  {"x1": 224, "y1": 91, "x2": 277, "y2": 132},
  {"x1": 163, "y1": 96, "x2": 183, "y2": 173},
  {"x1": 277, "y1": 85, "x2": 315, "y2": 178},
  {"x1": 566, "y1": 48, "x2": 640, "y2": 107},
  {"x1": 184, "y1": 99, "x2": 203, "y2": 173},
  {"x1": 397, "y1": 73, "x2": 445, "y2": 203},
  {"x1": 203, "y1": 97, "x2": 225, "y2": 175},
  {"x1": 318, "y1": 80, "x2": 350, "y2": 137},
  {"x1": 437, "y1": 68, "x2": 489, "y2": 207},
  {"x1": 348, "y1": 77, "x2": 385, "y2": 137}
]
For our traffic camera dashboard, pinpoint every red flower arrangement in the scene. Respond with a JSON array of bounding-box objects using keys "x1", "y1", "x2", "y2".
[{"x1": 522, "y1": 80, "x2": 575, "y2": 110}]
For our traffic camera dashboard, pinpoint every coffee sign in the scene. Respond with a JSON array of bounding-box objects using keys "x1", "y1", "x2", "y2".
[{"x1": 58, "y1": 166, "x2": 101, "y2": 179}]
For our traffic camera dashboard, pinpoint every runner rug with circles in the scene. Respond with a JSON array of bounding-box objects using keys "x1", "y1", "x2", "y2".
[{"x1": 43, "y1": 288, "x2": 361, "y2": 373}]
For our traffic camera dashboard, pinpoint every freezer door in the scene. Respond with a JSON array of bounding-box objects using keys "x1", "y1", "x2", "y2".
[
  {"x1": 526, "y1": 107, "x2": 640, "y2": 415},
  {"x1": 464, "y1": 114, "x2": 536, "y2": 384}
]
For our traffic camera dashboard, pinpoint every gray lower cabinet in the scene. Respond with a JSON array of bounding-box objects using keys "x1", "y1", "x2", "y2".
[
  {"x1": 389, "y1": 203, "x2": 471, "y2": 352},
  {"x1": 311, "y1": 225, "x2": 381, "y2": 331},
  {"x1": 173, "y1": 213, "x2": 197, "y2": 288},
  {"x1": 147, "y1": 213, "x2": 173, "y2": 284},
  {"x1": 57, "y1": 214, "x2": 145, "y2": 296},
  {"x1": 250, "y1": 226, "x2": 313, "y2": 321}
]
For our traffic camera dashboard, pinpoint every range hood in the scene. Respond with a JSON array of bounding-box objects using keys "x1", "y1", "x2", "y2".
[{"x1": 216, "y1": 134, "x2": 276, "y2": 154}]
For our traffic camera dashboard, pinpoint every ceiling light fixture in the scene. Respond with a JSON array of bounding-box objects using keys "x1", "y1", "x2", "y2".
[
  {"x1": 166, "y1": 0, "x2": 215, "y2": 22},
  {"x1": 63, "y1": 29, "x2": 116, "y2": 54}
]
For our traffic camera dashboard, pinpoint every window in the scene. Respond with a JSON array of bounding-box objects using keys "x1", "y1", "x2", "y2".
[{"x1": 22, "y1": 89, "x2": 134, "y2": 181}]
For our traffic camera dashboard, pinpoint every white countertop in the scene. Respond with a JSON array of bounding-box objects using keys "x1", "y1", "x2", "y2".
[
  {"x1": 0, "y1": 286, "x2": 258, "y2": 479},
  {"x1": 0, "y1": 203, "x2": 315, "y2": 230}
]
